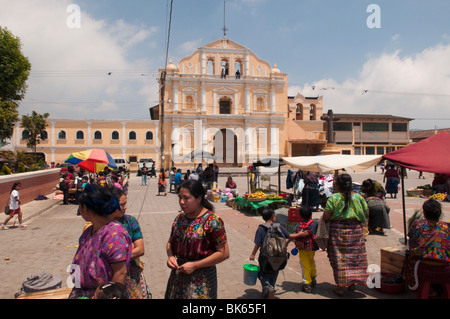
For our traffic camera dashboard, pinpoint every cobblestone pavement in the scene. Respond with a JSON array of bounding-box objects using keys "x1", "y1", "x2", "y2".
[{"x1": 0, "y1": 168, "x2": 448, "y2": 299}]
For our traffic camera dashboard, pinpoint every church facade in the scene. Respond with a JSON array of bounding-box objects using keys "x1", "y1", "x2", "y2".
[{"x1": 159, "y1": 37, "x2": 327, "y2": 168}]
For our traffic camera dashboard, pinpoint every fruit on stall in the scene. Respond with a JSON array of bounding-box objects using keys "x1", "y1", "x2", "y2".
[{"x1": 429, "y1": 193, "x2": 446, "y2": 201}]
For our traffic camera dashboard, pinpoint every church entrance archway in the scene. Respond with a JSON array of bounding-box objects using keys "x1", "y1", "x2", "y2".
[{"x1": 213, "y1": 129, "x2": 237, "y2": 166}]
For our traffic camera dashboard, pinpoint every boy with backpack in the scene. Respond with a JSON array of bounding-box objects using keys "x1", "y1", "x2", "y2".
[
  {"x1": 294, "y1": 205, "x2": 319, "y2": 293},
  {"x1": 250, "y1": 206, "x2": 301, "y2": 299}
]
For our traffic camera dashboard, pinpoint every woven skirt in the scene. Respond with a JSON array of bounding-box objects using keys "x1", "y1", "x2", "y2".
[
  {"x1": 165, "y1": 264, "x2": 217, "y2": 299},
  {"x1": 327, "y1": 219, "x2": 368, "y2": 287}
]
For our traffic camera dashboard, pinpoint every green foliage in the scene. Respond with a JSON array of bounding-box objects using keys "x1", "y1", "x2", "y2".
[
  {"x1": 0, "y1": 26, "x2": 31, "y2": 145},
  {"x1": 21, "y1": 110, "x2": 50, "y2": 156},
  {"x1": 0, "y1": 26, "x2": 31, "y2": 101},
  {"x1": 0, "y1": 99, "x2": 19, "y2": 145},
  {"x1": 18, "y1": 162, "x2": 25, "y2": 173},
  {"x1": 1, "y1": 164, "x2": 12, "y2": 175}
]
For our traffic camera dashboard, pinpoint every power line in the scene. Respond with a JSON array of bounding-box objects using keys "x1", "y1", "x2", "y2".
[{"x1": 312, "y1": 86, "x2": 450, "y2": 98}]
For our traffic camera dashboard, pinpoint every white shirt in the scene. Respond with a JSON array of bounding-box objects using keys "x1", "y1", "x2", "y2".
[
  {"x1": 10, "y1": 190, "x2": 20, "y2": 210},
  {"x1": 189, "y1": 172, "x2": 199, "y2": 180}
]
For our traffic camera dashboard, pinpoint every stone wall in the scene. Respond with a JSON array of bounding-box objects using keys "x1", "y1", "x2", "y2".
[{"x1": 1, "y1": 168, "x2": 60, "y2": 212}]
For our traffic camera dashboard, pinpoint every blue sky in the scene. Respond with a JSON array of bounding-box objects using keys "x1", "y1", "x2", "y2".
[{"x1": 1, "y1": 0, "x2": 450, "y2": 129}]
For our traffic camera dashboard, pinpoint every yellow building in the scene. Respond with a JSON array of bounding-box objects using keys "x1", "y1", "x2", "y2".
[
  {"x1": 12, "y1": 119, "x2": 159, "y2": 165},
  {"x1": 158, "y1": 37, "x2": 327, "y2": 168}
]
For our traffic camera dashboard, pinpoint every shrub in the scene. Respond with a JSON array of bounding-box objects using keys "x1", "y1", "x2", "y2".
[{"x1": 1, "y1": 165, "x2": 12, "y2": 175}]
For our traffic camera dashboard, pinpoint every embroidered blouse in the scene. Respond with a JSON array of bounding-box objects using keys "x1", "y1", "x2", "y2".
[
  {"x1": 69, "y1": 221, "x2": 132, "y2": 299},
  {"x1": 408, "y1": 219, "x2": 449, "y2": 263},
  {"x1": 169, "y1": 211, "x2": 227, "y2": 261}
]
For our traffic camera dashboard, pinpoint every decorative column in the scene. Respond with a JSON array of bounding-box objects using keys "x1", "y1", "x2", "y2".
[
  {"x1": 87, "y1": 121, "x2": 92, "y2": 147},
  {"x1": 213, "y1": 92, "x2": 217, "y2": 114},
  {"x1": 201, "y1": 50, "x2": 206, "y2": 75},
  {"x1": 245, "y1": 87, "x2": 250, "y2": 113},
  {"x1": 51, "y1": 121, "x2": 56, "y2": 147},
  {"x1": 245, "y1": 123, "x2": 252, "y2": 163},
  {"x1": 171, "y1": 122, "x2": 180, "y2": 162},
  {"x1": 121, "y1": 121, "x2": 126, "y2": 147},
  {"x1": 270, "y1": 87, "x2": 276, "y2": 113},
  {"x1": 173, "y1": 85, "x2": 179, "y2": 112},
  {"x1": 270, "y1": 124, "x2": 279, "y2": 156},
  {"x1": 201, "y1": 85, "x2": 206, "y2": 113}
]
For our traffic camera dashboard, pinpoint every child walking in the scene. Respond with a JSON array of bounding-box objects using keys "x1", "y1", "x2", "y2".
[
  {"x1": 250, "y1": 206, "x2": 301, "y2": 298},
  {"x1": 294, "y1": 205, "x2": 319, "y2": 293},
  {"x1": 2, "y1": 182, "x2": 26, "y2": 229}
]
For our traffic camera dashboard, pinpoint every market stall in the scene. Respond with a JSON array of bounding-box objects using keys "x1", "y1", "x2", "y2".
[
  {"x1": 282, "y1": 154, "x2": 382, "y2": 173},
  {"x1": 251, "y1": 158, "x2": 285, "y2": 194},
  {"x1": 233, "y1": 193, "x2": 287, "y2": 214},
  {"x1": 383, "y1": 131, "x2": 450, "y2": 244}
]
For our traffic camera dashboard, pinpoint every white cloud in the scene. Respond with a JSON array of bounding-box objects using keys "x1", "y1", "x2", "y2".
[
  {"x1": 177, "y1": 39, "x2": 203, "y2": 55},
  {"x1": 289, "y1": 44, "x2": 450, "y2": 129},
  {"x1": 0, "y1": 0, "x2": 159, "y2": 120}
]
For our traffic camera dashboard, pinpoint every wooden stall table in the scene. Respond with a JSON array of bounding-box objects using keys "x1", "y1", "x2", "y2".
[{"x1": 16, "y1": 287, "x2": 72, "y2": 299}]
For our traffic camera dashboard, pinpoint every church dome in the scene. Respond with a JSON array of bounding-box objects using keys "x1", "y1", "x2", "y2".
[
  {"x1": 166, "y1": 59, "x2": 178, "y2": 72},
  {"x1": 271, "y1": 63, "x2": 281, "y2": 74}
]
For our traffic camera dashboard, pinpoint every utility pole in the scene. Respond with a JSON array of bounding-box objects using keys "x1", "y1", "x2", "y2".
[{"x1": 159, "y1": 69, "x2": 166, "y2": 171}]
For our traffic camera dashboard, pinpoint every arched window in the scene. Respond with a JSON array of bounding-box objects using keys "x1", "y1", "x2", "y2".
[
  {"x1": 235, "y1": 59, "x2": 242, "y2": 78},
  {"x1": 111, "y1": 131, "x2": 119, "y2": 140},
  {"x1": 220, "y1": 58, "x2": 229, "y2": 78},
  {"x1": 146, "y1": 131, "x2": 153, "y2": 140},
  {"x1": 21, "y1": 130, "x2": 30, "y2": 140},
  {"x1": 129, "y1": 131, "x2": 136, "y2": 140},
  {"x1": 296, "y1": 104, "x2": 303, "y2": 120},
  {"x1": 310, "y1": 104, "x2": 316, "y2": 121},
  {"x1": 58, "y1": 130, "x2": 66, "y2": 140},
  {"x1": 76, "y1": 130, "x2": 84, "y2": 140},
  {"x1": 40, "y1": 130, "x2": 48, "y2": 140},
  {"x1": 207, "y1": 58, "x2": 215, "y2": 75},
  {"x1": 94, "y1": 131, "x2": 102, "y2": 140}
]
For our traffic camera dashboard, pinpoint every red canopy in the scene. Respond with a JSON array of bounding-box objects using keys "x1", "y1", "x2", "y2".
[{"x1": 383, "y1": 131, "x2": 450, "y2": 174}]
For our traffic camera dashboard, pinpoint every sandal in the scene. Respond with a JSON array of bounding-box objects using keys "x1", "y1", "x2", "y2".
[{"x1": 302, "y1": 284, "x2": 312, "y2": 293}]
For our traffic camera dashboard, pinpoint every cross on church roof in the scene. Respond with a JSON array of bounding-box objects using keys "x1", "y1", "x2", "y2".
[{"x1": 222, "y1": 0, "x2": 228, "y2": 39}]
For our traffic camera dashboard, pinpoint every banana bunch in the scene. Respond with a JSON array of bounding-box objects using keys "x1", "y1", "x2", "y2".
[
  {"x1": 266, "y1": 194, "x2": 283, "y2": 200},
  {"x1": 248, "y1": 191, "x2": 266, "y2": 198}
]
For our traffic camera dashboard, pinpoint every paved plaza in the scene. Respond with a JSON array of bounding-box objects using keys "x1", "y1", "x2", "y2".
[{"x1": 0, "y1": 168, "x2": 448, "y2": 299}]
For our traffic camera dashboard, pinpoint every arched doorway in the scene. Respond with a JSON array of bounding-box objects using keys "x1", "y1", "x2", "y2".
[{"x1": 213, "y1": 129, "x2": 237, "y2": 166}]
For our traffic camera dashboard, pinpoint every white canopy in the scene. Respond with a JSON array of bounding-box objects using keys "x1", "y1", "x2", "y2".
[{"x1": 282, "y1": 155, "x2": 382, "y2": 173}]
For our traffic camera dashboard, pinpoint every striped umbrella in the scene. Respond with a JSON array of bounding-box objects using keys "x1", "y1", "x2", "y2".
[{"x1": 65, "y1": 148, "x2": 117, "y2": 173}]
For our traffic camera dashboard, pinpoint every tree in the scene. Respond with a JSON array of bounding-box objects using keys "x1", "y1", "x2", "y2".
[
  {"x1": 21, "y1": 111, "x2": 49, "y2": 160},
  {"x1": 0, "y1": 26, "x2": 31, "y2": 144},
  {"x1": 0, "y1": 100, "x2": 19, "y2": 146}
]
